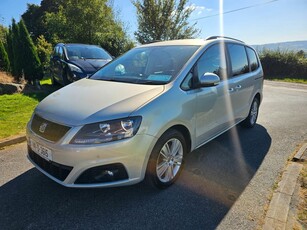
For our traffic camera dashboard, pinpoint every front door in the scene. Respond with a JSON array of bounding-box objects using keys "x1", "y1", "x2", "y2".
[{"x1": 194, "y1": 43, "x2": 232, "y2": 147}]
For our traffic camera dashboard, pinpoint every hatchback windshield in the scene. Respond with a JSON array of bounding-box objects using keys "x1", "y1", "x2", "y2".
[
  {"x1": 66, "y1": 45, "x2": 112, "y2": 60},
  {"x1": 90, "y1": 45, "x2": 200, "y2": 85}
]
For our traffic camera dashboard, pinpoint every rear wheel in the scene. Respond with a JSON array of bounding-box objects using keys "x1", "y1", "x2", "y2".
[
  {"x1": 145, "y1": 129, "x2": 186, "y2": 189},
  {"x1": 241, "y1": 97, "x2": 259, "y2": 128}
]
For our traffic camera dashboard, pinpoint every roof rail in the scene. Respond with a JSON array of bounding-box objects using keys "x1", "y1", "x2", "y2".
[{"x1": 205, "y1": 36, "x2": 244, "y2": 43}]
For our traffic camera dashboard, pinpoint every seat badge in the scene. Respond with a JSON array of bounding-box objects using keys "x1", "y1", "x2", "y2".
[{"x1": 39, "y1": 123, "x2": 48, "y2": 133}]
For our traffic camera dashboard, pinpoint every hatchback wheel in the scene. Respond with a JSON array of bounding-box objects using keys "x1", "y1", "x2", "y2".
[
  {"x1": 62, "y1": 70, "x2": 70, "y2": 85},
  {"x1": 145, "y1": 129, "x2": 186, "y2": 188},
  {"x1": 51, "y1": 75, "x2": 59, "y2": 86},
  {"x1": 241, "y1": 97, "x2": 259, "y2": 128}
]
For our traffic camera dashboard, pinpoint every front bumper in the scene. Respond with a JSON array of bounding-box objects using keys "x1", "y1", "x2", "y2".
[{"x1": 26, "y1": 124, "x2": 157, "y2": 188}]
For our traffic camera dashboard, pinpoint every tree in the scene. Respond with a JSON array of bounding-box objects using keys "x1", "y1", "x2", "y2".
[
  {"x1": 11, "y1": 19, "x2": 22, "y2": 79},
  {"x1": 18, "y1": 20, "x2": 43, "y2": 83},
  {"x1": 0, "y1": 40, "x2": 10, "y2": 71},
  {"x1": 44, "y1": 0, "x2": 134, "y2": 56},
  {"x1": 6, "y1": 27, "x2": 15, "y2": 75},
  {"x1": 22, "y1": 0, "x2": 65, "y2": 41},
  {"x1": 21, "y1": 4, "x2": 42, "y2": 40},
  {"x1": 132, "y1": 0, "x2": 200, "y2": 44},
  {"x1": 0, "y1": 24, "x2": 8, "y2": 43}
]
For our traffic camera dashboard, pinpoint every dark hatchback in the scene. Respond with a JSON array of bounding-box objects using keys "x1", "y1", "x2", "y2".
[{"x1": 50, "y1": 43, "x2": 113, "y2": 85}]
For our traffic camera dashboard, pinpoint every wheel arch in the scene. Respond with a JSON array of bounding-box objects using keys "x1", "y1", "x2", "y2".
[
  {"x1": 254, "y1": 92, "x2": 261, "y2": 104},
  {"x1": 144, "y1": 124, "x2": 192, "y2": 188},
  {"x1": 169, "y1": 125, "x2": 192, "y2": 153}
]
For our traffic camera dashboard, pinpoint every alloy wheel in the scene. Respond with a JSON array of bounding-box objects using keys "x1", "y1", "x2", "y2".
[{"x1": 156, "y1": 138, "x2": 183, "y2": 183}]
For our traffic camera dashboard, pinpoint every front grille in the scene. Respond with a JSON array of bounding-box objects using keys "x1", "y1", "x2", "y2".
[
  {"x1": 31, "y1": 114, "x2": 71, "y2": 142},
  {"x1": 28, "y1": 146, "x2": 73, "y2": 181}
]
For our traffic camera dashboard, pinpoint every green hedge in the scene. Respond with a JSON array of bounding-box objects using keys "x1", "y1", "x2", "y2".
[{"x1": 259, "y1": 49, "x2": 307, "y2": 79}]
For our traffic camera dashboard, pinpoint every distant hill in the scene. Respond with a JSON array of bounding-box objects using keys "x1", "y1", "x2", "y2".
[{"x1": 252, "y1": 40, "x2": 307, "y2": 53}]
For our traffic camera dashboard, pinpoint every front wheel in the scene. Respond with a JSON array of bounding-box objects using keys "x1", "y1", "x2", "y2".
[
  {"x1": 62, "y1": 70, "x2": 70, "y2": 85},
  {"x1": 145, "y1": 129, "x2": 186, "y2": 189},
  {"x1": 51, "y1": 75, "x2": 60, "y2": 86},
  {"x1": 241, "y1": 97, "x2": 260, "y2": 128}
]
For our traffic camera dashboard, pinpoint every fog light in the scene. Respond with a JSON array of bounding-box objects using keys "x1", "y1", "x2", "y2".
[
  {"x1": 75, "y1": 163, "x2": 128, "y2": 184},
  {"x1": 94, "y1": 170, "x2": 115, "y2": 181}
]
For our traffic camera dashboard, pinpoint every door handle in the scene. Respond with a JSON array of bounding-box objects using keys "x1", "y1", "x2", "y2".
[
  {"x1": 228, "y1": 88, "x2": 234, "y2": 92},
  {"x1": 235, "y1": 85, "x2": 242, "y2": 90}
]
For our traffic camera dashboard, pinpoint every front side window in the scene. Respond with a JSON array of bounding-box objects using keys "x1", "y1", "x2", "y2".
[
  {"x1": 58, "y1": 47, "x2": 64, "y2": 59},
  {"x1": 227, "y1": 44, "x2": 249, "y2": 76},
  {"x1": 90, "y1": 45, "x2": 199, "y2": 85},
  {"x1": 196, "y1": 44, "x2": 227, "y2": 80}
]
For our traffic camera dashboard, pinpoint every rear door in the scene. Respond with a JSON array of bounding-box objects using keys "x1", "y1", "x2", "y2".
[{"x1": 226, "y1": 43, "x2": 255, "y2": 122}]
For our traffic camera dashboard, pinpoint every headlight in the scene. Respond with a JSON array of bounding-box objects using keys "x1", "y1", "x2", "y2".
[
  {"x1": 71, "y1": 117, "x2": 142, "y2": 144},
  {"x1": 68, "y1": 63, "x2": 83, "y2": 73}
]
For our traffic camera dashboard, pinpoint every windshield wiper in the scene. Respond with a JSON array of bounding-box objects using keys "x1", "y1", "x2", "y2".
[
  {"x1": 136, "y1": 80, "x2": 167, "y2": 85},
  {"x1": 90, "y1": 76, "x2": 167, "y2": 85},
  {"x1": 96, "y1": 77, "x2": 137, "y2": 84}
]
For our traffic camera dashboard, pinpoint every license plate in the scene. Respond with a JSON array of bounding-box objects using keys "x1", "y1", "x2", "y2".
[{"x1": 30, "y1": 139, "x2": 52, "y2": 161}]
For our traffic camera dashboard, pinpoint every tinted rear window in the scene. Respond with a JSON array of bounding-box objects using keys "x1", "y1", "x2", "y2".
[{"x1": 227, "y1": 44, "x2": 249, "y2": 77}]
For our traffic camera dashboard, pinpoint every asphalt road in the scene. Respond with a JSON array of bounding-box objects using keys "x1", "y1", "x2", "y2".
[{"x1": 1, "y1": 81, "x2": 307, "y2": 230}]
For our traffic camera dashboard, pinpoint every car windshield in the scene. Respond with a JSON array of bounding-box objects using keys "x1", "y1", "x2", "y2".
[
  {"x1": 90, "y1": 45, "x2": 200, "y2": 85},
  {"x1": 66, "y1": 45, "x2": 112, "y2": 60}
]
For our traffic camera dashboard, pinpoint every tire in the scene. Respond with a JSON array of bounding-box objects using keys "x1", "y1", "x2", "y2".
[
  {"x1": 241, "y1": 97, "x2": 260, "y2": 128},
  {"x1": 62, "y1": 70, "x2": 70, "y2": 85},
  {"x1": 51, "y1": 75, "x2": 60, "y2": 86},
  {"x1": 145, "y1": 129, "x2": 186, "y2": 189}
]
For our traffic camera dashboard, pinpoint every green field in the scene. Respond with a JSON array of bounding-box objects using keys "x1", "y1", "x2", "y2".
[{"x1": 0, "y1": 94, "x2": 42, "y2": 139}]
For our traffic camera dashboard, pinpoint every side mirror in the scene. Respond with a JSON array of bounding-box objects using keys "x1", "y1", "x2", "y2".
[{"x1": 199, "y1": 72, "x2": 220, "y2": 87}]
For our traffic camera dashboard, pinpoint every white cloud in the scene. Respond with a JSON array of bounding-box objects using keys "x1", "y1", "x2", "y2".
[{"x1": 185, "y1": 4, "x2": 212, "y2": 16}]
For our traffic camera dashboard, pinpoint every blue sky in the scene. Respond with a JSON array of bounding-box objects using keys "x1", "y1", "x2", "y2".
[{"x1": 0, "y1": 0, "x2": 306, "y2": 45}]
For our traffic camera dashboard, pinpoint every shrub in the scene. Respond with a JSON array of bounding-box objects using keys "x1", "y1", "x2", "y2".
[
  {"x1": 259, "y1": 49, "x2": 307, "y2": 79},
  {"x1": 36, "y1": 35, "x2": 52, "y2": 72}
]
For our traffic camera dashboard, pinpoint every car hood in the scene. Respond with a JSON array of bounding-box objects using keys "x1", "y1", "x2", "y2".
[
  {"x1": 69, "y1": 59, "x2": 111, "y2": 73},
  {"x1": 35, "y1": 79, "x2": 164, "y2": 126}
]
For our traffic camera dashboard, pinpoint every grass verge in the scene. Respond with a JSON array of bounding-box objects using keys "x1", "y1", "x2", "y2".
[
  {"x1": 297, "y1": 161, "x2": 307, "y2": 228},
  {"x1": 0, "y1": 93, "x2": 48, "y2": 139},
  {"x1": 270, "y1": 78, "x2": 307, "y2": 84}
]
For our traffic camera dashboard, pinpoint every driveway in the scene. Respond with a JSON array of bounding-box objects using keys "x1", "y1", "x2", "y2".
[{"x1": 0, "y1": 81, "x2": 306, "y2": 229}]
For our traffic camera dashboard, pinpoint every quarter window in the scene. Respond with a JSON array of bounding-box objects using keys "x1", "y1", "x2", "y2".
[
  {"x1": 227, "y1": 44, "x2": 249, "y2": 76},
  {"x1": 246, "y1": 47, "x2": 259, "y2": 71}
]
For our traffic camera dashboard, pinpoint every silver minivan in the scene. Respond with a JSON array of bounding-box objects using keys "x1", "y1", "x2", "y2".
[{"x1": 26, "y1": 37, "x2": 263, "y2": 188}]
